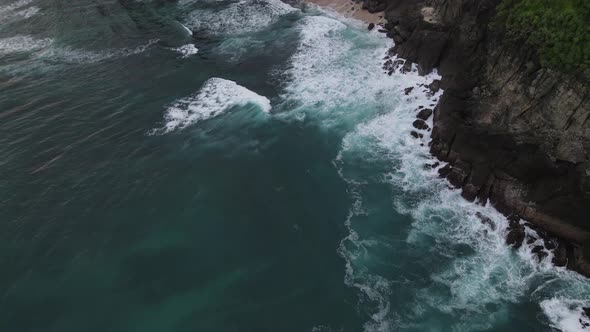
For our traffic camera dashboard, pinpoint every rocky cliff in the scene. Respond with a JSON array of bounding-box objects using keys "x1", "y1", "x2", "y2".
[{"x1": 381, "y1": 0, "x2": 590, "y2": 275}]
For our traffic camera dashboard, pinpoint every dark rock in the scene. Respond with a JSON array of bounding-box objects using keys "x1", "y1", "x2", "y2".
[
  {"x1": 506, "y1": 220, "x2": 525, "y2": 249},
  {"x1": 526, "y1": 236, "x2": 536, "y2": 245},
  {"x1": 446, "y1": 161, "x2": 471, "y2": 187},
  {"x1": 368, "y1": 23, "x2": 375, "y2": 31},
  {"x1": 583, "y1": 307, "x2": 590, "y2": 318},
  {"x1": 417, "y1": 108, "x2": 433, "y2": 121},
  {"x1": 438, "y1": 164, "x2": 452, "y2": 177},
  {"x1": 428, "y1": 79, "x2": 441, "y2": 93},
  {"x1": 362, "y1": 0, "x2": 386, "y2": 13},
  {"x1": 401, "y1": 61, "x2": 412, "y2": 73},
  {"x1": 412, "y1": 119, "x2": 429, "y2": 130},
  {"x1": 378, "y1": 29, "x2": 388, "y2": 33},
  {"x1": 410, "y1": 131, "x2": 423, "y2": 139},
  {"x1": 532, "y1": 245, "x2": 548, "y2": 262},
  {"x1": 552, "y1": 240, "x2": 568, "y2": 267},
  {"x1": 461, "y1": 184, "x2": 479, "y2": 202},
  {"x1": 404, "y1": 86, "x2": 414, "y2": 95}
]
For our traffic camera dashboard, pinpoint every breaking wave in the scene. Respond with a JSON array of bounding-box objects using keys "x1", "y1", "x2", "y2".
[
  {"x1": 152, "y1": 77, "x2": 271, "y2": 134},
  {"x1": 185, "y1": 0, "x2": 297, "y2": 35}
]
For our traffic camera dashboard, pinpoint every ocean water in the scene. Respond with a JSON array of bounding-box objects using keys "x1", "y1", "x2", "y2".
[{"x1": 1, "y1": 0, "x2": 589, "y2": 331}]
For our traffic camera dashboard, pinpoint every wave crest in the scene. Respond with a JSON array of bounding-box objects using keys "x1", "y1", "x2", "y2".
[{"x1": 152, "y1": 77, "x2": 271, "y2": 134}]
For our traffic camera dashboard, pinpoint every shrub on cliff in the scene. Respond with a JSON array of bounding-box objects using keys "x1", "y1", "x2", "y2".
[{"x1": 494, "y1": 0, "x2": 589, "y2": 74}]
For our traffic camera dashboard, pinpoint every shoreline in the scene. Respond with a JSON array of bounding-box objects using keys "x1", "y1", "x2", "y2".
[
  {"x1": 383, "y1": 0, "x2": 590, "y2": 278},
  {"x1": 303, "y1": 0, "x2": 385, "y2": 24},
  {"x1": 307, "y1": 0, "x2": 590, "y2": 278}
]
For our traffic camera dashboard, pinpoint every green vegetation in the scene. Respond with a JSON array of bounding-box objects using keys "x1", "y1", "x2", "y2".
[{"x1": 494, "y1": 0, "x2": 590, "y2": 73}]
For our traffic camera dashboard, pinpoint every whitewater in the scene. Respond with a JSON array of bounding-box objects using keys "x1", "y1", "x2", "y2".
[{"x1": 1, "y1": 0, "x2": 589, "y2": 331}]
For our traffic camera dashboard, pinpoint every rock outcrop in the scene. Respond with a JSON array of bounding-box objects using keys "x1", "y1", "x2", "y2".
[{"x1": 381, "y1": 0, "x2": 590, "y2": 276}]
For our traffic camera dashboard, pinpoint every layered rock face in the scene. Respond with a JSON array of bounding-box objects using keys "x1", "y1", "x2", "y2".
[{"x1": 381, "y1": 0, "x2": 590, "y2": 275}]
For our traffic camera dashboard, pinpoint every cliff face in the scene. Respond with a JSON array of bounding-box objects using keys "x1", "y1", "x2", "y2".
[{"x1": 382, "y1": 0, "x2": 590, "y2": 275}]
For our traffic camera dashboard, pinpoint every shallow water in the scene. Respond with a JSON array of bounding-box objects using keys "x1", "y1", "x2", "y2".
[{"x1": 1, "y1": 0, "x2": 589, "y2": 331}]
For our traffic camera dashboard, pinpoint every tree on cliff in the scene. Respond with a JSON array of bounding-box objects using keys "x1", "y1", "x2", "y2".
[{"x1": 494, "y1": 0, "x2": 589, "y2": 75}]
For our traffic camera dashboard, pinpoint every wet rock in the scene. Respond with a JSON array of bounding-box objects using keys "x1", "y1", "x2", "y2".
[
  {"x1": 584, "y1": 307, "x2": 590, "y2": 318},
  {"x1": 378, "y1": 28, "x2": 388, "y2": 33},
  {"x1": 506, "y1": 220, "x2": 525, "y2": 249},
  {"x1": 552, "y1": 240, "x2": 568, "y2": 267},
  {"x1": 362, "y1": 0, "x2": 386, "y2": 13},
  {"x1": 476, "y1": 212, "x2": 496, "y2": 230},
  {"x1": 532, "y1": 245, "x2": 548, "y2": 262},
  {"x1": 410, "y1": 131, "x2": 423, "y2": 139},
  {"x1": 382, "y1": 59, "x2": 393, "y2": 70},
  {"x1": 438, "y1": 164, "x2": 452, "y2": 177},
  {"x1": 417, "y1": 108, "x2": 433, "y2": 120},
  {"x1": 401, "y1": 61, "x2": 412, "y2": 73},
  {"x1": 368, "y1": 23, "x2": 375, "y2": 31},
  {"x1": 393, "y1": 34, "x2": 404, "y2": 45},
  {"x1": 404, "y1": 86, "x2": 414, "y2": 95},
  {"x1": 412, "y1": 119, "x2": 429, "y2": 130},
  {"x1": 461, "y1": 184, "x2": 479, "y2": 202},
  {"x1": 446, "y1": 161, "x2": 470, "y2": 187},
  {"x1": 428, "y1": 79, "x2": 441, "y2": 93}
]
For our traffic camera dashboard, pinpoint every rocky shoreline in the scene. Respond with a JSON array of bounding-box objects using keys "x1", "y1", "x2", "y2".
[{"x1": 376, "y1": 0, "x2": 590, "y2": 277}]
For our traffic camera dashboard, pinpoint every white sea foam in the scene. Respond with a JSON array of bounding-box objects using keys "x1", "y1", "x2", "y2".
[
  {"x1": 541, "y1": 298, "x2": 590, "y2": 332},
  {"x1": 40, "y1": 39, "x2": 159, "y2": 63},
  {"x1": 185, "y1": 0, "x2": 297, "y2": 35},
  {"x1": 0, "y1": 35, "x2": 52, "y2": 55},
  {"x1": 172, "y1": 44, "x2": 198, "y2": 58},
  {"x1": 0, "y1": 0, "x2": 39, "y2": 20},
  {"x1": 153, "y1": 77, "x2": 271, "y2": 134}
]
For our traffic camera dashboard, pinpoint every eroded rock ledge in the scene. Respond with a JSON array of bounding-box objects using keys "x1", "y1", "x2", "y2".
[{"x1": 381, "y1": 0, "x2": 590, "y2": 276}]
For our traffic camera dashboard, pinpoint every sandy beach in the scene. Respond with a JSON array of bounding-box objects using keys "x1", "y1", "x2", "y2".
[{"x1": 304, "y1": 0, "x2": 385, "y2": 24}]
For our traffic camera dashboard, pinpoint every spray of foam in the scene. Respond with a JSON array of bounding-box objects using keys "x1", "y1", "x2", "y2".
[
  {"x1": 0, "y1": 0, "x2": 39, "y2": 20},
  {"x1": 0, "y1": 35, "x2": 52, "y2": 55},
  {"x1": 151, "y1": 77, "x2": 271, "y2": 134},
  {"x1": 541, "y1": 298, "x2": 590, "y2": 332},
  {"x1": 185, "y1": 0, "x2": 297, "y2": 35},
  {"x1": 281, "y1": 11, "x2": 590, "y2": 332},
  {"x1": 171, "y1": 44, "x2": 198, "y2": 58}
]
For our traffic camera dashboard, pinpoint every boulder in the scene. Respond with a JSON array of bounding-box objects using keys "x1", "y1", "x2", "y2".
[
  {"x1": 506, "y1": 220, "x2": 525, "y2": 249},
  {"x1": 417, "y1": 108, "x2": 433, "y2": 120},
  {"x1": 404, "y1": 86, "x2": 414, "y2": 95},
  {"x1": 532, "y1": 245, "x2": 548, "y2": 262},
  {"x1": 412, "y1": 119, "x2": 429, "y2": 130},
  {"x1": 368, "y1": 23, "x2": 375, "y2": 31},
  {"x1": 428, "y1": 79, "x2": 441, "y2": 93},
  {"x1": 410, "y1": 131, "x2": 423, "y2": 139}
]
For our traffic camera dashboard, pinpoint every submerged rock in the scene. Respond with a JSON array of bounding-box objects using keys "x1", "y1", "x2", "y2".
[{"x1": 476, "y1": 212, "x2": 496, "y2": 231}]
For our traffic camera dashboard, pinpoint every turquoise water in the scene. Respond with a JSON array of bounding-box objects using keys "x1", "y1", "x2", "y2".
[{"x1": 1, "y1": 0, "x2": 590, "y2": 331}]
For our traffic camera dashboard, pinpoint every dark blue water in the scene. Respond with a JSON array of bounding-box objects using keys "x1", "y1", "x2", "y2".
[{"x1": 1, "y1": 0, "x2": 589, "y2": 331}]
